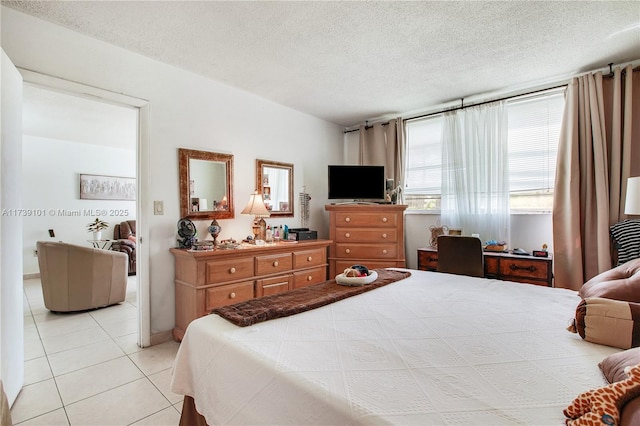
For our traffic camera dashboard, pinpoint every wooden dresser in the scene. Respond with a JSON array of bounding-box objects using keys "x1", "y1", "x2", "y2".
[
  {"x1": 170, "y1": 240, "x2": 331, "y2": 340},
  {"x1": 418, "y1": 247, "x2": 553, "y2": 286},
  {"x1": 325, "y1": 204, "x2": 407, "y2": 278}
]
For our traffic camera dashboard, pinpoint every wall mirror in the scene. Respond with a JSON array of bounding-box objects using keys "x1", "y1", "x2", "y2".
[
  {"x1": 179, "y1": 148, "x2": 234, "y2": 220},
  {"x1": 256, "y1": 159, "x2": 293, "y2": 218}
]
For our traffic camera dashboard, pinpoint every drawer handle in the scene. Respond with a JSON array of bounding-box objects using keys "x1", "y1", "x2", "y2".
[
  {"x1": 345, "y1": 233, "x2": 350, "y2": 238},
  {"x1": 381, "y1": 233, "x2": 388, "y2": 238},
  {"x1": 229, "y1": 292, "x2": 236, "y2": 299},
  {"x1": 307, "y1": 256, "x2": 313, "y2": 262},
  {"x1": 509, "y1": 264, "x2": 536, "y2": 273},
  {"x1": 273, "y1": 261, "x2": 279, "y2": 267},
  {"x1": 345, "y1": 217, "x2": 351, "y2": 223},
  {"x1": 382, "y1": 249, "x2": 388, "y2": 254},
  {"x1": 382, "y1": 217, "x2": 388, "y2": 223},
  {"x1": 428, "y1": 256, "x2": 437, "y2": 262},
  {"x1": 307, "y1": 275, "x2": 313, "y2": 281},
  {"x1": 229, "y1": 267, "x2": 236, "y2": 274},
  {"x1": 345, "y1": 248, "x2": 351, "y2": 254}
]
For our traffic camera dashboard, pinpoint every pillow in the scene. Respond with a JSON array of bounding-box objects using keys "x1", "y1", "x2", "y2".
[
  {"x1": 621, "y1": 396, "x2": 640, "y2": 426},
  {"x1": 599, "y1": 348, "x2": 640, "y2": 383},
  {"x1": 598, "y1": 349, "x2": 640, "y2": 425},
  {"x1": 568, "y1": 297, "x2": 640, "y2": 349},
  {"x1": 564, "y1": 364, "x2": 640, "y2": 426},
  {"x1": 579, "y1": 258, "x2": 640, "y2": 302}
]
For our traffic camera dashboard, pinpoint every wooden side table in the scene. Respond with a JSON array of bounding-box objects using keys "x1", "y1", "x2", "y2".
[{"x1": 418, "y1": 247, "x2": 553, "y2": 287}]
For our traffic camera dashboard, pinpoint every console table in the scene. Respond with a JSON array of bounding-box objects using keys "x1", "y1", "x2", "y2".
[
  {"x1": 170, "y1": 240, "x2": 331, "y2": 341},
  {"x1": 418, "y1": 247, "x2": 553, "y2": 287}
]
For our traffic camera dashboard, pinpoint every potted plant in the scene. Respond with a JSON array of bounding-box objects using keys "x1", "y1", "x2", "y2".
[{"x1": 87, "y1": 217, "x2": 109, "y2": 241}]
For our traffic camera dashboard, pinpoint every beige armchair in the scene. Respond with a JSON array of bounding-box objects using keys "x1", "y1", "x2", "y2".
[{"x1": 37, "y1": 241, "x2": 128, "y2": 312}]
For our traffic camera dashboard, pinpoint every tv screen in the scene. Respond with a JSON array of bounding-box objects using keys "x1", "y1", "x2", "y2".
[{"x1": 328, "y1": 165, "x2": 385, "y2": 200}]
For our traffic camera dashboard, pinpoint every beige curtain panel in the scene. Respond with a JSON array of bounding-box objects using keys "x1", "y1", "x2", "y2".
[
  {"x1": 553, "y1": 65, "x2": 640, "y2": 290},
  {"x1": 358, "y1": 118, "x2": 405, "y2": 201}
]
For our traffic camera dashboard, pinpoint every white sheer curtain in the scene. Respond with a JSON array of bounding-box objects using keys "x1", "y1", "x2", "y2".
[{"x1": 441, "y1": 101, "x2": 510, "y2": 244}]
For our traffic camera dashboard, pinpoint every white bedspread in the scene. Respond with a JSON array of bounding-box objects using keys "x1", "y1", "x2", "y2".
[{"x1": 171, "y1": 269, "x2": 620, "y2": 425}]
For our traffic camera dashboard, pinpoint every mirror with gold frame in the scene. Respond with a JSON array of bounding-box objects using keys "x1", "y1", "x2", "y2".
[
  {"x1": 256, "y1": 159, "x2": 293, "y2": 218},
  {"x1": 179, "y1": 148, "x2": 234, "y2": 220}
]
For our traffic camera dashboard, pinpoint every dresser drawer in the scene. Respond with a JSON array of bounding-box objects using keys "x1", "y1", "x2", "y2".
[
  {"x1": 499, "y1": 257, "x2": 550, "y2": 281},
  {"x1": 484, "y1": 256, "x2": 499, "y2": 277},
  {"x1": 256, "y1": 274, "x2": 292, "y2": 297},
  {"x1": 292, "y1": 266, "x2": 327, "y2": 289},
  {"x1": 335, "y1": 243, "x2": 397, "y2": 259},
  {"x1": 206, "y1": 257, "x2": 254, "y2": 284},
  {"x1": 293, "y1": 248, "x2": 326, "y2": 269},
  {"x1": 255, "y1": 252, "x2": 293, "y2": 276},
  {"x1": 205, "y1": 281, "x2": 254, "y2": 311},
  {"x1": 417, "y1": 249, "x2": 438, "y2": 271},
  {"x1": 335, "y1": 212, "x2": 398, "y2": 228},
  {"x1": 335, "y1": 228, "x2": 398, "y2": 243}
]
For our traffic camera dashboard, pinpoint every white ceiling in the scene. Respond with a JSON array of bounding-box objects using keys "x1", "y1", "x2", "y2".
[{"x1": 4, "y1": 0, "x2": 640, "y2": 127}]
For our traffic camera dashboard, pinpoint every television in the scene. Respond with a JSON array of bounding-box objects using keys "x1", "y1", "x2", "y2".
[{"x1": 328, "y1": 165, "x2": 386, "y2": 201}]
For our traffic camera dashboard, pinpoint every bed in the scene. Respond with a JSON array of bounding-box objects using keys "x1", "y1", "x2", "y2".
[{"x1": 171, "y1": 268, "x2": 622, "y2": 425}]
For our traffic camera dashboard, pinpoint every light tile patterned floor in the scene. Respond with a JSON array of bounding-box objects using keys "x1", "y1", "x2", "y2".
[{"x1": 12, "y1": 277, "x2": 182, "y2": 425}]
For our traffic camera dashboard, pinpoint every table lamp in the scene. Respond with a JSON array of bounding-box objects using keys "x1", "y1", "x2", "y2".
[
  {"x1": 241, "y1": 191, "x2": 270, "y2": 240},
  {"x1": 625, "y1": 177, "x2": 640, "y2": 215}
]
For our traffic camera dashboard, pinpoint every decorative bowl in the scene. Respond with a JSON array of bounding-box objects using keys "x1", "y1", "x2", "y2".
[{"x1": 335, "y1": 270, "x2": 378, "y2": 287}]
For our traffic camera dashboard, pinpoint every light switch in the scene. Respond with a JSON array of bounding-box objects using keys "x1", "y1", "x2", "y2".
[{"x1": 154, "y1": 200, "x2": 164, "y2": 215}]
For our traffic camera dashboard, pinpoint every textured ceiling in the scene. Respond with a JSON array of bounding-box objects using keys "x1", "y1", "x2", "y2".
[{"x1": 3, "y1": 1, "x2": 640, "y2": 127}]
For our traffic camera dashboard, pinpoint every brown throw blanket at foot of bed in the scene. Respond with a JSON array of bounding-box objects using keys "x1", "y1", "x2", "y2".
[{"x1": 211, "y1": 268, "x2": 411, "y2": 327}]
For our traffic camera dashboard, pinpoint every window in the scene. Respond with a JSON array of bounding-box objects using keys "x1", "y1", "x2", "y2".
[
  {"x1": 404, "y1": 116, "x2": 442, "y2": 210},
  {"x1": 404, "y1": 89, "x2": 565, "y2": 212}
]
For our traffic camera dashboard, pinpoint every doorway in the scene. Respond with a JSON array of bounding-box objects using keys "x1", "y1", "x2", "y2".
[{"x1": 20, "y1": 69, "x2": 150, "y2": 347}]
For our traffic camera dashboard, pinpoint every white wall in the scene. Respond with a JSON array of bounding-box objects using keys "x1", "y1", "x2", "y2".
[
  {"x1": 1, "y1": 48, "x2": 25, "y2": 406},
  {"x1": 22, "y1": 135, "x2": 136, "y2": 275},
  {"x1": 1, "y1": 7, "x2": 344, "y2": 336}
]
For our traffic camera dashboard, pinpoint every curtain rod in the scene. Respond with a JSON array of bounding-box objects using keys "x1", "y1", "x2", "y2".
[
  {"x1": 344, "y1": 62, "x2": 639, "y2": 134},
  {"x1": 343, "y1": 121, "x2": 389, "y2": 134},
  {"x1": 405, "y1": 66, "x2": 638, "y2": 125},
  {"x1": 403, "y1": 84, "x2": 567, "y2": 124},
  {"x1": 343, "y1": 84, "x2": 566, "y2": 134}
]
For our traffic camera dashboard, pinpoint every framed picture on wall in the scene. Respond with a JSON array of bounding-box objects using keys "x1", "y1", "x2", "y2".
[{"x1": 80, "y1": 174, "x2": 136, "y2": 201}]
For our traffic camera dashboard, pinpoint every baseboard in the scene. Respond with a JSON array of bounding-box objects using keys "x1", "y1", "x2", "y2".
[
  {"x1": 23, "y1": 273, "x2": 40, "y2": 280},
  {"x1": 150, "y1": 329, "x2": 173, "y2": 346}
]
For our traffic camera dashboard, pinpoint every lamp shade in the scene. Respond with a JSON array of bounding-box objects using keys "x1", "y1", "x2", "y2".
[
  {"x1": 241, "y1": 192, "x2": 271, "y2": 217},
  {"x1": 625, "y1": 177, "x2": 640, "y2": 215}
]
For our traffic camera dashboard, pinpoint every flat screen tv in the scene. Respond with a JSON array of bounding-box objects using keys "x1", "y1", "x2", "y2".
[{"x1": 328, "y1": 165, "x2": 385, "y2": 201}]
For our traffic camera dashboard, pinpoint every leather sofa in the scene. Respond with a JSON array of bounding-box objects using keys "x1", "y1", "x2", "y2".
[
  {"x1": 37, "y1": 241, "x2": 128, "y2": 312},
  {"x1": 111, "y1": 220, "x2": 136, "y2": 275}
]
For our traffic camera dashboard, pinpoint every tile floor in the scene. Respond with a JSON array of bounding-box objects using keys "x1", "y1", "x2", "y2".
[{"x1": 12, "y1": 276, "x2": 182, "y2": 425}]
